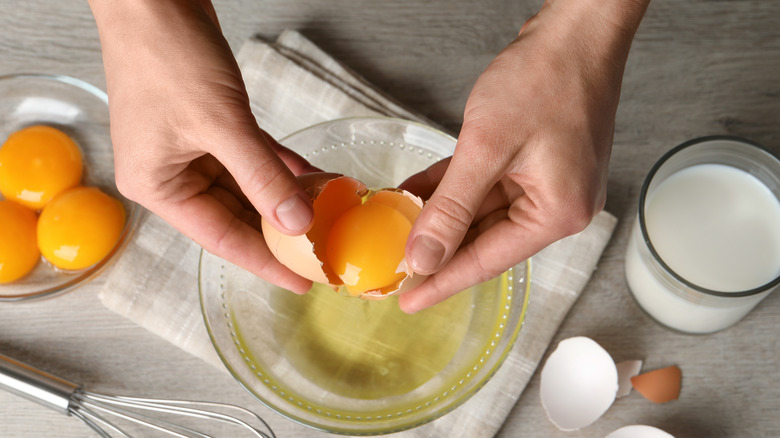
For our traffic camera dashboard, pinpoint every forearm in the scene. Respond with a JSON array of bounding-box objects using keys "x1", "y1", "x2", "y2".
[
  {"x1": 529, "y1": 0, "x2": 649, "y2": 57},
  {"x1": 87, "y1": 0, "x2": 222, "y2": 77},
  {"x1": 87, "y1": 0, "x2": 218, "y2": 29}
]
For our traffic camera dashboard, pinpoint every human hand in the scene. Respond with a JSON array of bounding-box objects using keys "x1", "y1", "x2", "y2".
[
  {"x1": 89, "y1": 0, "x2": 318, "y2": 292},
  {"x1": 398, "y1": 0, "x2": 649, "y2": 313}
]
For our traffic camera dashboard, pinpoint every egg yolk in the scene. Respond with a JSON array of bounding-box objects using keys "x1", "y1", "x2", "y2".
[
  {"x1": 0, "y1": 200, "x2": 40, "y2": 283},
  {"x1": 326, "y1": 200, "x2": 412, "y2": 295},
  {"x1": 0, "y1": 125, "x2": 83, "y2": 210},
  {"x1": 37, "y1": 186, "x2": 125, "y2": 271}
]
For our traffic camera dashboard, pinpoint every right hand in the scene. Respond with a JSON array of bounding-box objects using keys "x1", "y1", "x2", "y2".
[{"x1": 89, "y1": 0, "x2": 318, "y2": 292}]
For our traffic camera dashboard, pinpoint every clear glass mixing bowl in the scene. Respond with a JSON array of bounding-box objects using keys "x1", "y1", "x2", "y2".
[{"x1": 200, "y1": 117, "x2": 530, "y2": 435}]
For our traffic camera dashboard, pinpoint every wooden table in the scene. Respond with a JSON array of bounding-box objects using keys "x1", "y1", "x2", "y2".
[{"x1": 1, "y1": 1, "x2": 778, "y2": 436}]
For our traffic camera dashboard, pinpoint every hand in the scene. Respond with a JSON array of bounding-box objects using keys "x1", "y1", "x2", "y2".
[
  {"x1": 89, "y1": 0, "x2": 318, "y2": 292},
  {"x1": 399, "y1": 0, "x2": 649, "y2": 313}
]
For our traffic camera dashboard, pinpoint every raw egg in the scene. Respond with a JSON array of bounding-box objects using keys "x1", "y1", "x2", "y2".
[
  {"x1": 0, "y1": 200, "x2": 40, "y2": 283},
  {"x1": 37, "y1": 186, "x2": 126, "y2": 271},
  {"x1": 262, "y1": 172, "x2": 426, "y2": 299},
  {"x1": 0, "y1": 125, "x2": 83, "y2": 210}
]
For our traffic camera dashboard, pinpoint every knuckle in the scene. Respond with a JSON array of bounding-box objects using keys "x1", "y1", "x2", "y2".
[
  {"x1": 458, "y1": 124, "x2": 505, "y2": 157},
  {"x1": 243, "y1": 160, "x2": 288, "y2": 203},
  {"x1": 113, "y1": 163, "x2": 148, "y2": 204},
  {"x1": 466, "y1": 246, "x2": 505, "y2": 281},
  {"x1": 427, "y1": 193, "x2": 474, "y2": 235},
  {"x1": 547, "y1": 195, "x2": 597, "y2": 236}
]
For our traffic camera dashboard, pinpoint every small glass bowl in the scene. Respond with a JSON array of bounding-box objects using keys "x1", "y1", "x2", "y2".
[
  {"x1": 0, "y1": 73, "x2": 141, "y2": 302},
  {"x1": 200, "y1": 117, "x2": 531, "y2": 435}
]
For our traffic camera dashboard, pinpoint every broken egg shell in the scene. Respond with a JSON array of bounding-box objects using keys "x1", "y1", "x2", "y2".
[
  {"x1": 360, "y1": 269, "x2": 426, "y2": 300},
  {"x1": 261, "y1": 172, "x2": 426, "y2": 299},
  {"x1": 605, "y1": 425, "x2": 675, "y2": 438},
  {"x1": 540, "y1": 336, "x2": 618, "y2": 431},
  {"x1": 630, "y1": 365, "x2": 682, "y2": 404},
  {"x1": 616, "y1": 359, "x2": 643, "y2": 399}
]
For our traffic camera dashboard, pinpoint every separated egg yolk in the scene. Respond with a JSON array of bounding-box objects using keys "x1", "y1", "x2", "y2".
[
  {"x1": 0, "y1": 200, "x2": 40, "y2": 283},
  {"x1": 0, "y1": 125, "x2": 83, "y2": 210},
  {"x1": 37, "y1": 186, "x2": 125, "y2": 271},
  {"x1": 326, "y1": 200, "x2": 412, "y2": 295}
]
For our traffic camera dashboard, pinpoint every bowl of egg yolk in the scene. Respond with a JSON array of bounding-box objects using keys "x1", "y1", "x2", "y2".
[
  {"x1": 199, "y1": 117, "x2": 531, "y2": 435},
  {"x1": 0, "y1": 73, "x2": 141, "y2": 301}
]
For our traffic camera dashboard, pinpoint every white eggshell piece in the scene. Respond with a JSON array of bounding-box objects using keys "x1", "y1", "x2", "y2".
[
  {"x1": 360, "y1": 271, "x2": 427, "y2": 300},
  {"x1": 605, "y1": 425, "x2": 675, "y2": 438},
  {"x1": 616, "y1": 359, "x2": 643, "y2": 398},
  {"x1": 540, "y1": 336, "x2": 618, "y2": 431}
]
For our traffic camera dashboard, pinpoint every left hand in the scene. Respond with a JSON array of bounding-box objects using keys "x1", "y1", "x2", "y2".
[{"x1": 398, "y1": 0, "x2": 648, "y2": 313}]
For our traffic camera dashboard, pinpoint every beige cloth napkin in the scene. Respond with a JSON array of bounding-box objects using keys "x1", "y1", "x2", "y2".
[{"x1": 99, "y1": 30, "x2": 618, "y2": 437}]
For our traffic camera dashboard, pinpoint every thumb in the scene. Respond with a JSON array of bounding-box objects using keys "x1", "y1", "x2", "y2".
[
  {"x1": 405, "y1": 145, "x2": 498, "y2": 275},
  {"x1": 211, "y1": 129, "x2": 313, "y2": 235}
]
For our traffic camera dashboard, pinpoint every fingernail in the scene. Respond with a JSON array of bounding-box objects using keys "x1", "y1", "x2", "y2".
[
  {"x1": 409, "y1": 235, "x2": 446, "y2": 274},
  {"x1": 275, "y1": 194, "x2": 313, "y2": 233}
]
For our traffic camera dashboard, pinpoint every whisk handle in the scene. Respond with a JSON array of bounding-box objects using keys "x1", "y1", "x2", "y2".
[{"x1": 0, "y1": 353, "x2": 80, "y2": 415}]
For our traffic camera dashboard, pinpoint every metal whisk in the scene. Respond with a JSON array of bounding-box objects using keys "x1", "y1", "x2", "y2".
[{"x1": 0, "y1": 353, "x2": 275, "y2": 438}]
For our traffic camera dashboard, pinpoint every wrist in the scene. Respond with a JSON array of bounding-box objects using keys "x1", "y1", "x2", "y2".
[
  {"x1": 88, "y1": 0, "x2": 217, "y2": 41},
  {"x1": 537, "y1": 0, "x2": 650, "y2": 39},
  {"x1": 519, "y1": 0, "x2": 649, "y2": 70}
]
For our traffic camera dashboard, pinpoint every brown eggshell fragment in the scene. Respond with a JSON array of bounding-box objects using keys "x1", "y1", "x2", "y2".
[
  {"x1": 630, "y1": 365, "x2": 681, "y2": 404},
  {"x1": 369, "y1": 189, "x2": 423, "y2": 223},
  {"x1": 262, "y1": 220, "x2": 329, "y2": 284}
]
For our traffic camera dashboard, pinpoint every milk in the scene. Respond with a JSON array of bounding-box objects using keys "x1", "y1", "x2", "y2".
[{"x1": 625, "y1": 163, "x2": 780, "y2": 334}]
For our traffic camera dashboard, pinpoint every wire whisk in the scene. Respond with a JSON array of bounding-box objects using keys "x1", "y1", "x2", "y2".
[{"x1": 0, "y1": 353, "x2": 275, "y2": 438}]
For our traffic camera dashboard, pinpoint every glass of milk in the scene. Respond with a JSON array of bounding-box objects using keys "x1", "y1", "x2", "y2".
[{"x1": 625, "y1": 136, "x2": 780, "y2": 334}]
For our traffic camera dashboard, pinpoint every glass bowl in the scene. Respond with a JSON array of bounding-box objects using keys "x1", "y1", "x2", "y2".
[
  {"x1": 0, "y1": 73, "x2": 141, "y2": 302},
  {"x1": 199, "y1": 117, "x2": 531, "y2": 435}
]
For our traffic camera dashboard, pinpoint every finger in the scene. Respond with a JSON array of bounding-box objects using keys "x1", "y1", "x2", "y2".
[
  {"x1": 461, "y1": 208, "x2": 508, "y2": 247},
  {"x1": 157, "y1": 192, "x2": 312, "y2": 294},
  {"x1": 210, "y1": 128, "x2": 314, "y2": 236},
  {"x1": 206, "y1": 184, "x2": 262, "y2": 231},
  {"x1": 399, "y1": 157, "x2": 521, "y2": 225},
  {"x1": 213, "y1": 170, "x2": 252, "y2": 211},
  {"x1": 398, "y1": 157, "x2": 451, "y2": 200},
  {"x1": 262, "y1": 131, "x2": 322, "y2": 175},
  {"x1": 399, "y1": 208, "x2": 557, "y2": 313},
  {"x1": 404, "y1": 144, "x2": 501, "y2": 276}
]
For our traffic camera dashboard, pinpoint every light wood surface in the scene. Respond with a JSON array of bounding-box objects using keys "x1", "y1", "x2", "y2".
[{"x1": 1, "y1": 1, "x2": 778, "y2": 437}]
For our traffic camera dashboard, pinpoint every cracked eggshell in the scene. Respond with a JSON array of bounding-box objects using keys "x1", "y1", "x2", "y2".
[
  {"x1": 261, "y1": 172, "x2": 349, "y2": 286},
  {"x1": 616, "y1": 359, "x2": 643, "y2": 398},
  {"x1": 261, "y1": 172, "x2": 426, "y2": 299},
  {"x1": 540, "y1": 336, "x2": 618, "y2": 431},
  {"x1": 605, "y1": 425, "x2": 675, "y2": 438}
]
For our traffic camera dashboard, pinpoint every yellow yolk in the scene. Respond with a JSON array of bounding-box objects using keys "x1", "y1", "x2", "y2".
[
  {"x1": 0, "y1": 200, "x2": 40, "y2": 283},
  {"x1": 0, "y1": 125, "x2": 83, "y2": 210},
  {"x1": 37, "y1": 186, "x2": 125, "y2": 271},
  {"x1": 326, "y1": 200, "x2": 412, "y2": 296}
]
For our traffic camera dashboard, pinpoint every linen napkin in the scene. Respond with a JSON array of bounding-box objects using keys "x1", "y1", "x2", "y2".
[{"x1": 99, "y1": 30, "x2": 618, "y2": 437}]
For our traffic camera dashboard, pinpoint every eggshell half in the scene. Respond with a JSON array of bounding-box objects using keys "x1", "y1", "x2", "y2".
[
  {"x1": 540, "y1": 337, "x2": 618, "y2": 431},
  {"x1": 605, "y1": 425, "x2": 675, "y2": 438},
  {"x1": 262, "y1": 219, "x2": 329, "y2": 284}
]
